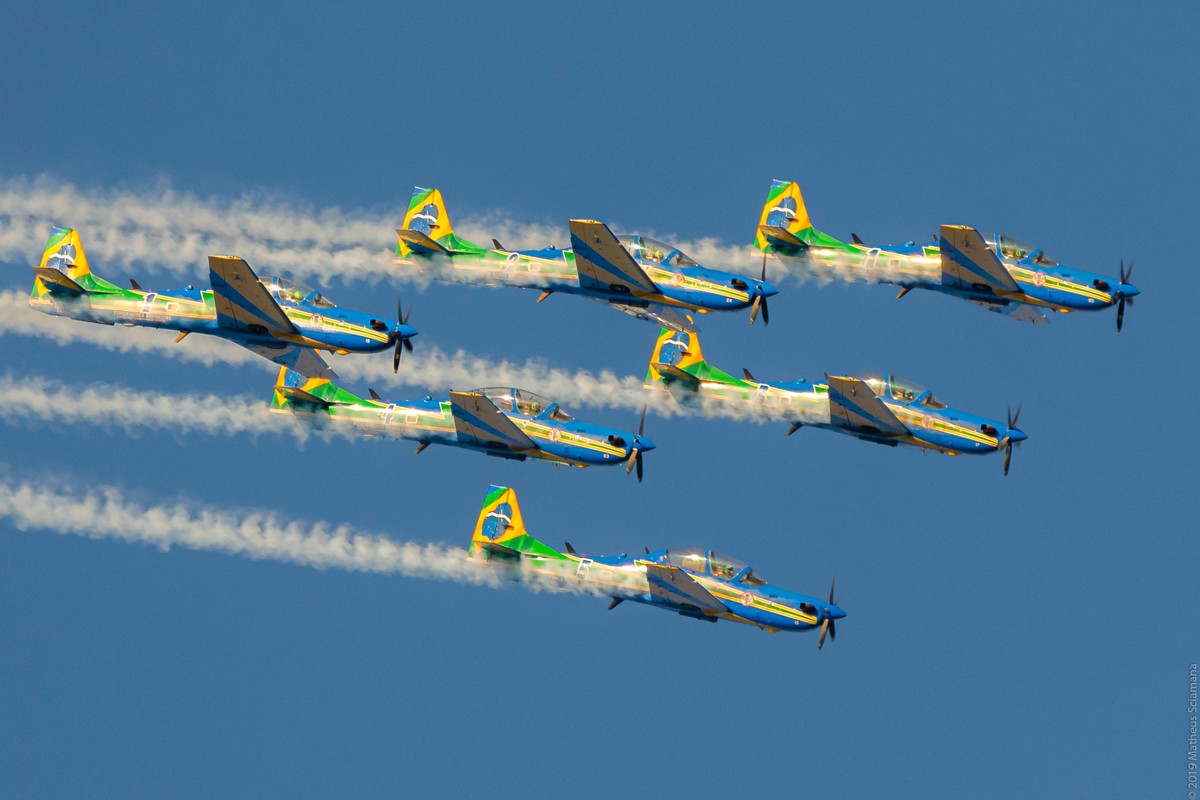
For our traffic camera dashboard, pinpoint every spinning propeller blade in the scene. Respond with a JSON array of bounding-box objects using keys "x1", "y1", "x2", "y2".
[
  {"x1": 393, "y1": 295, "x2": 414, "y2": 372},
  {"x1": 818, "y1": 576, "x2": 838, "y2": 650},
  {"x1": 625, "y1": 406, "x2": 648, "y2": 482}
]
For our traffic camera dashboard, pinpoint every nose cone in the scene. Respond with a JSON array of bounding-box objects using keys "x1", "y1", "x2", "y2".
[
  {"x1": 827, "y1": 604, "x2": 847, "y2": 620},
  {"x1": 757, "y1": 280, "x2": 780, "y2": 298},
  {"x1": 632, "y1": 435, "x2": 656, "y2": 453},
  {"x1": 1006, "y1": 427, "x2": 1028, "y2": 444},
  {"x1": 393, "y1": 324, "x2": 418, "y2": 342},
  {"x1": 1118, "y1": 282, "x2": 1140, "y2": 299}
]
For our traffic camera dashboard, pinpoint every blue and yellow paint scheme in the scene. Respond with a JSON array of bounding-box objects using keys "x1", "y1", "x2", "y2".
[
  {"x1": 30, "y1": 227, "x2": 418, "y2": 378},
  {"x1": 270, "y1": 368, "x2": 655, "y2": 475},
  {"x1": 756, "y1": 179, "x2": 1140, "y2": 329},
  {"x1": 646, "y1": 328, "x2": 1028, "y2": 473},
  {"x1": 395, "y1": 186, "x2": 778, "y2": 332},
  {"x1": 469, "y1": 485, "x2": 845, "y2": 643}
]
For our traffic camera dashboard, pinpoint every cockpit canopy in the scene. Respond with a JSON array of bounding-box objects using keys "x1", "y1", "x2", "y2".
[
  {"x1": 981, "y1": 233, "x2": 1058, "y2": 266},
  {"x1": 617, "y1": 235, "x2": 700, "y2": 269},
  {"x1": 266, "y1": 276, "x2": 337, "y2": 308},
  {"x1": 663, "y1": 548, "x2": 766, "y2": 585},
  {"x1": 473, "y1": 387, "x2": 574, "y2": 421},
  {"x1": 860, "y1": 374, "x2": 947, "y2": 409}
]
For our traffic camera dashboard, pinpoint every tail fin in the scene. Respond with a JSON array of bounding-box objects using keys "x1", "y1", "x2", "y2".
[
  {"x1": 468, "y1": 485, "x2": 561, "y2": 560},
  {"x1": 396, "y1": 186, "x2": 484, "y2": 257},
  {"x1": 645, "y1": 327, "x2": 705, "y2": 383},
  {"x1": 31, "y1": 227, "x2": 99, "y2": 297},
  {"x1": 645, "y1": 327, "x2": 745, "y2": 390},
  {"x1": 755, "y1": 179, "x2": 850, "y2": 254},
  {"x1": 270, "y1": 366, "x2": 335, "y2": 410},
  {"x1": 754, "y1": 180, "x2": 813, "y2": 251},
  {"x1": 40, "y1": 227, "x2": 92, "y2": 279}
]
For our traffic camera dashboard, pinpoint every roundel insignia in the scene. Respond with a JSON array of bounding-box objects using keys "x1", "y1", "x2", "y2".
[
  {"x1": 741, "y1": 592, "x2": 755, "y2": 607},
  {"x1": 548, "y1": 428, "x2": 562, "y2": 442},
  {"x1": 309, "y1": 313, "x2": 324, "y2": 326},
  {"x1": 670, "y1": 272, "x2": 684, "y2": 287},
  {"x1": 1033, "y1": 271, "x2": 1046, "y2": 287},
  {"x1": 922, "y1": 415, "x2": 934, "y2": 430}
]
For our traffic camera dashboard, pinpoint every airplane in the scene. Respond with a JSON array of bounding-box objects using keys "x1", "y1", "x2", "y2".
[
  {"x1": 755, "y1": 179, "x2": 1140, "y2": 330},
  {"x1": 29, "y1": 227, "x2": 419, "y2": 379},
  {"x1": 469, "y1": 485, "x2": 846, "y2": 643},
  {"x1": 394, "y1": 186, "x2": 778, "y2": 332},
  {"x1": 269, "y1": 368, "x2": 655, "y2": 478},
  {"x1": 646, "y1": 327, "x2": 1029, "y2": 474}
]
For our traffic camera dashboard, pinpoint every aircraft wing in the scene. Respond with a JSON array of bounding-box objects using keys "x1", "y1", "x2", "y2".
[
  {"x1": 603, "y1": 299, "x2": 698, "y2": 333},
  {"x1": 969, "y1": 299, "x2": 1048, "y2": 324},
  {"x1": 242, "y1": 343, "x2": 338, "y2": 380},
  {"x1": 939, "y1": 225, "x2": 1020, "y2": 294},
  {"x1": 825, "y1": 374, "x2": 908, "y2": 437},
  {"x1": 396, "y1": 228, "x2": 449, "y2": 255},
  {"x1": 758, "y1": 225, "x2": 808, "y2": 255},
  {"x1": 569, "y1": 220, "x2": 660, "y2": 295},
  {"x1": 449, "y1": 391, "x2": 537, "y2": 452},
  {"x1": 644, "y1": 564, "x2": 725, "y2": 614},
  {"x1": 33, "y1": 268, "x2": 86, "y2": 295},
  {"x1": 208, "y1": 256, "x2": 299, "y2": 337}
]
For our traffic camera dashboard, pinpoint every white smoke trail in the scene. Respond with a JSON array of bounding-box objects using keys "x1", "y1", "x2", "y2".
[
  {"x1": 0, "y1": 176, "x2": 791, "y2": 287},
  {"x1": 0, "y1": 477, "x2": 622, "y2": 598},
  {"x1": 2, "y1": 291, "x2": 817, "y2": 426},
  {"x1": 0, "y1": 478, "x2": 499, "y2": 583},
  {"x1": 0, "y1": 372, "x2": 302, "y2": 439}
]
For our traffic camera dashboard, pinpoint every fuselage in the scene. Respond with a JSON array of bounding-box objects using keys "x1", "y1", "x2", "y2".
[
  {"x1": 30, "y1": 274, "x2": 410, "y2": 355},
  {"x1": 777, "y1": 235, "x2": 1130, "y2": 313},
  {"x1": 273, "y1": 383, "x2": 649, "y2": 468},
  {"x1": 401, "y1": 238, "x2": 776, "y2": 314},
  {"x1": 477, "y1": 543, "x2": 843, "y2": 633},
  {"x1": 660, "y1": 368, "x2": 1017, "y2": 456}
]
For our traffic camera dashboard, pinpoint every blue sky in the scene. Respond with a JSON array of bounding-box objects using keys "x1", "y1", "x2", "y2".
[{"x1": 1, "y1": 2, "x2": 1196, "y2": 797}]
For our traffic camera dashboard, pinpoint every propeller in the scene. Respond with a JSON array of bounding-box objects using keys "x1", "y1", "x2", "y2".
[
  {"x1": 393, "y1": 295, "x2": 414, "y2": 373},
  {"x1": 818, "y1": 576, "x2": 838, "y2": 650},
  {"x1": 1115, "y1": 258, "x2": 1136, "y2": 333},
  {"x1": 749, "y1": 255, "x2": 770, "y2": 326},
  {"x1": 625, "y1": 406, "x2": 648, "y2": 483},
  {"x1": 1000, "y1": 404, "x2": 1024, "y2": 477}
]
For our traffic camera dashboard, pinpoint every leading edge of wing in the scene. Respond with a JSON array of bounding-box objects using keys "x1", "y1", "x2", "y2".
[
  {"x1": 449, "y1": 391, "x2": 537, "y2": 452},
  {"x1": 208, "y1": 255, "x2": 299, "y2": 337}
]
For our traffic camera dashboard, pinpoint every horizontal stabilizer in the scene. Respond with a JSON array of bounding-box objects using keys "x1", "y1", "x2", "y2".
[
  {"x1": 276, "y1": 384, "x2": 331, "y2": 407},
  {"x1": 645, "y1": 564, "x2": 725, "y2": 614},
  {"x1": 652, "y1": 362, "x2": 701, "y2": 390},
  {"x1": 569, "y1": 220, "x2": 659, "y2": 295},
  {"x1": 396, "y1": 228, "x2": 450, "y2": 255},
  {"x1": 450, "y1": 392, "x2": 537, "y2": 452},
  {"x1": 479, "y1": 540, "x2": 522, "y2": 559},
  {"x1": 826, "y1": 374, "x2": 908, "y2": 437},
  {"x1": 940, "y1": 225, "x2": 1020, "y2": 294},
  {"x1": 34, "y1": 267, "x2": 86, "y2": 295},
  {"x1": 758, "y1": 225, "x2": 808, "y2": 254}
]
